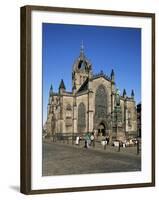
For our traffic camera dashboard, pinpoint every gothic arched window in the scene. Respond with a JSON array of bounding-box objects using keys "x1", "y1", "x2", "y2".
[
  {"x1": 78, "y1": 103, "x2": 86, "y2": 132},
  {"x1": 95, "y1": 85, "x2": 107, "y2": 118},
  {"x1": 65, "y1": 104, "x2": 72, "y2": 127}
]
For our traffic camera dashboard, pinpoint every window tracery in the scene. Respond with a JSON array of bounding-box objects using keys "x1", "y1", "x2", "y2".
[
  {"x1": 78, "y1": 103, "x2": 86, "y2": 131},
  {"x1": 95, "y1": 85, "x2": 107, "y2": 118}
]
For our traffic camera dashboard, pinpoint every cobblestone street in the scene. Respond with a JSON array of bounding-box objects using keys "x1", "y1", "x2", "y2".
[{"x1": 42, "y1": 141, "x2": 141, "y2": 176}]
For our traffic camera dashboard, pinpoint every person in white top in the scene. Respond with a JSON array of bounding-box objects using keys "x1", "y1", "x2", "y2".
[
  {"x1": 90, "y1": 133, "x2": 95, "y2": 147},
  {"x1": 75, "y1": 136, "x2": 80, "y2": 145}
]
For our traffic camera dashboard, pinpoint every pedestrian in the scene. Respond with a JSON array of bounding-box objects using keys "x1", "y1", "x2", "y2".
[
  {"x1": 104, "y1": 139, "x2": 107, "y2": 150},
  {"x1": 90, "y1": 133, "x2": 95, "y2": 147},
  {"x1": 84, "y1": 134, "x2": 88, "y2": 148},
  {"x1": 84, "y1": 140, "x2": 87, "y2": 148},
  {"x1": 106, "y1": 135, "x2": 110, "y2": 145},
  {"x1": 79, "y1": 135, "x2": 82, "y2": 145},
  {"x1": 75, "y1": 136, "x2": 80, "y2": 145},
  {"x1": 94, "y1": 129, "x2": 98, "y2": 140},
  {"x1": 86, "y1": 133, "x2": 91, "y2": 148},
  {"x1": 107, "y1": 135, "x2": 110, "y2": 144},
  {"x1": 101, "y1": 139, "x2": 107, "y2": 149}
]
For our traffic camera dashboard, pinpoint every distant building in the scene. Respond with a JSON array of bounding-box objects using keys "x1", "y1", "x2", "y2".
[
  {"x1": 137, "y1": 103, "x2": 141, "y2": 137},
  {"x1": 44, "y1": 45, "x2": 137, "y2": 141}
]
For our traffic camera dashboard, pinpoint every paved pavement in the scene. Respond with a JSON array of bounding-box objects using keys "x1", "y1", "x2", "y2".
[{"x1": 42, "y1": 140, "x2": 141, "y2": 176}]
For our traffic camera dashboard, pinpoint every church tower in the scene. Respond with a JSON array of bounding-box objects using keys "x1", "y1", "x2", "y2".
[{"x1": 72, "y1": 42, "x2": 92, "y2": 91}]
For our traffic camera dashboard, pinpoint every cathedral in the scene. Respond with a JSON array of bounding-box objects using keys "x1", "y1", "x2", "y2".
[{"x1": 44, "y1": 45, "x2": 137, "y2": 142}]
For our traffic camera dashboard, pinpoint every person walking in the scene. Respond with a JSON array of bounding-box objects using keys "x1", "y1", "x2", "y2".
[
  {"x1": 90, "y1": 133, "x2": 95, "y2": 147},
  {"x1": 87, "y1": 133, "x2": 91, "y2": 148},
  {"x1": 106, "y1": 135, "x2": 110, "y2": 145},
  {"x1": 84, "y1": 134, "x2": 88, "y2": 148},
  {"x1": 75, "y1": 135, "x2": 80, "y2": 145}
]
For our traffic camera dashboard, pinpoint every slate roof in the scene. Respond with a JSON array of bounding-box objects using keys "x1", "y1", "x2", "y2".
[{"x1": 77, "y1": 78, "x2": 89, "y2": 93}]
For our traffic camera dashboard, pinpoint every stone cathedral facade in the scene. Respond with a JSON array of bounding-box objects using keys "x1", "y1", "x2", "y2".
[{"x1": 44, "y1": 47, "x2": 137, "y2": 142}]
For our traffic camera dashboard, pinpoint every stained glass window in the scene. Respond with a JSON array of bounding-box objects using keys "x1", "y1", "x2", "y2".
[
  {"x1": 95, "y1": 85, "x2": 107, "y2": 118},
  {"x1": 78, "y1": 103, "x2": 86, "y2": 131}
]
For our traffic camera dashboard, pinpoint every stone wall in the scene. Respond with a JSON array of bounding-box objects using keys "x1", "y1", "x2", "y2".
[
  {"x1": 62, "y1": 96, "x2": 74, "y2": 133},
  {"x1": 126, "y1": 100, "x2": 137, "y2": 137}
]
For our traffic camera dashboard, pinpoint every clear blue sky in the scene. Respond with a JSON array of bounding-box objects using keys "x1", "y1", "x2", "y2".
[{"x1": 42, "y1": 23, "x2": 141, "y2": 124}]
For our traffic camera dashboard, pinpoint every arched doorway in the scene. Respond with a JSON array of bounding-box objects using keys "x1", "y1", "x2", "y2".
[{"x1": 97, "y1": 123, "x2": 106, "y2": 136}]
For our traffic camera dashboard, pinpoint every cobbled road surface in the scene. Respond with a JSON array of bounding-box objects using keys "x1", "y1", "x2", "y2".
[{"x1": 42, "y1": 141, "x2": 141, "y2": 176}]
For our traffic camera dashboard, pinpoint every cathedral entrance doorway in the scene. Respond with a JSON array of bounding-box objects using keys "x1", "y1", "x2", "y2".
[{"x1": 97, "y1": 123, "x2": 106, "y2": 136}]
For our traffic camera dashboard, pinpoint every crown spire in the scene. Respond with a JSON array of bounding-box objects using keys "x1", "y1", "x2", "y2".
[{"x1": 80, "y1": 40, "x2": 84, "y2": 56}]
